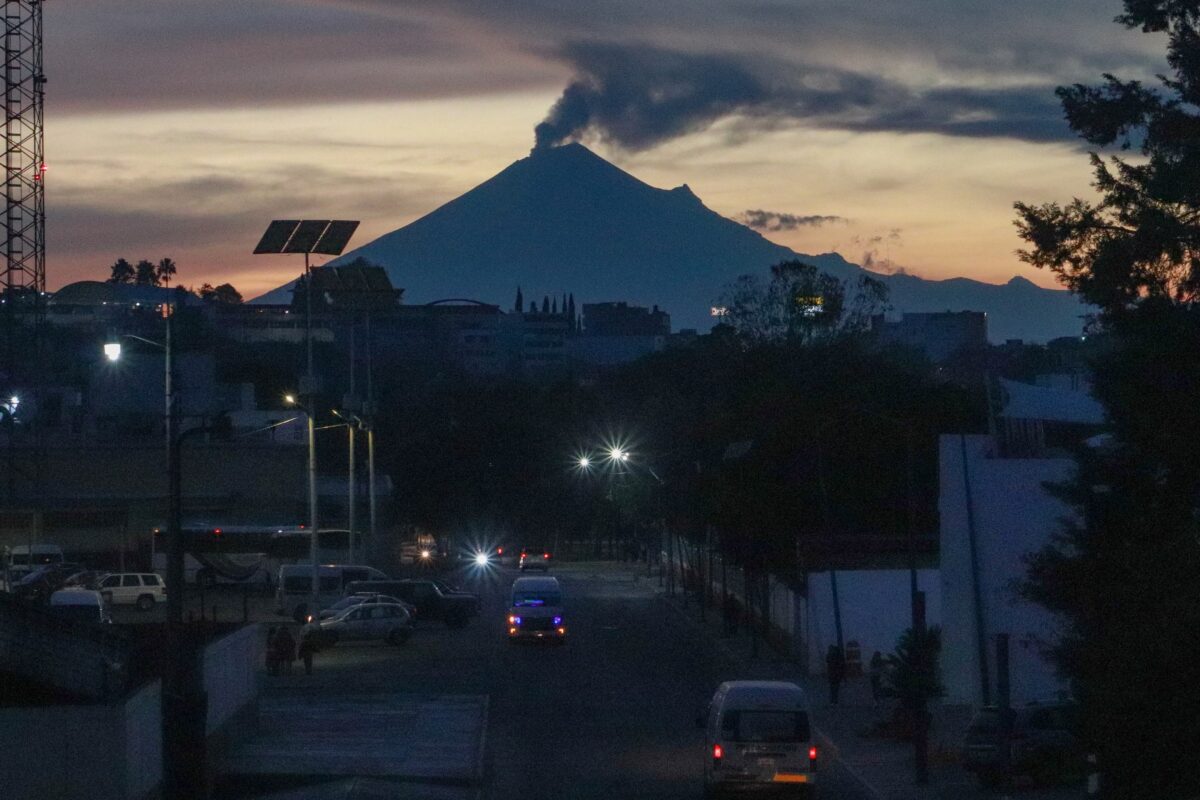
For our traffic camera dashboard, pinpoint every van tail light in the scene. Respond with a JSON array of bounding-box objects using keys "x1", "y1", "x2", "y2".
[
  {"x1": 809, "y1": 745, "x2": 818, "y2": 763},
  {"x1": 544, "y1": 552, "x2": 550, "y2": 559},
  {"x1": 713, "y1": 743, "x2": 723, "y2": 766}
]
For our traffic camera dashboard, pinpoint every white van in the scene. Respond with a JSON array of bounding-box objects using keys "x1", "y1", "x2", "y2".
[
  {"x1": 49, "y1": 588, "x2": 112, "y2": 625},
  {"x1": 700, "y1": 681, "x2": 817, "y2": 798},
  {"x1": 275, "y1": 563, "x2": 388, "y2": 622},
  {"x1": 6, "y1": 544, "x2": 64, "y2": 579},
  {"x1": 506, "y1": 575, "x2": 565, "y2": 644}
]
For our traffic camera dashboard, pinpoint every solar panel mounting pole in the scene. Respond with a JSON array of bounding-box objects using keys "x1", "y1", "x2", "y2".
[
  {"x1": 305, "y1": 249, "x2": 319, "y2": 620},
  {"x1": 253, "y1": 219, "x2": 358, "y2": 623}
]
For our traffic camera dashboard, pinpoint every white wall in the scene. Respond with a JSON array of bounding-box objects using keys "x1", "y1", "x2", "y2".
[
  {"x1": 666, "y1": 533, "x2": 938, "y2": 675},
  {"x1": 805, "y1": 568, "x2": 941, "y2": 675},
  {"x1": 203, "y1": 623, "x2": 264, "y2": 734},
  {"x1": 940, "y1": 434, "x2": 1072, "y2": 706},
  {"x1": 0, "y1": 680, "x2": 161, "y2": 800}
]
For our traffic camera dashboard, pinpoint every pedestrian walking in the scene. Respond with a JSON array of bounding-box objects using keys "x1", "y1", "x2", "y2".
[
  {"x1": 869, "y1": 650, "x2": 886, "y2": 705},
  {"x1": 265, "y1": 627, "x2": 280, "y2": 676},
  {"x1": 275, "y1": 626, "x2": 297, "y2": 675},
  {"x1": 826, "y1": 645, "x2": 846, "y2": 706},
  {"x1": 298, "y1": 629, "x2": 317, "y2": 676}
]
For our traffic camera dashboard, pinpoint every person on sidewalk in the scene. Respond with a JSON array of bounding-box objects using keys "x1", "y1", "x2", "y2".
[
  {"x1": 265, "y1": 627, "x2": 280, "y2": 676},
  {"x1": 826, "y1": 645, "x2": 846, "y2": 706},
  {"x1": 275, "y1": 626, "x2": 297, "y2": 675},
  {"x1": 298, "y1": 629, "x2": 317, "y2": 676},
  {"x1": 869, "y1": 650, "x2": 886, "y2": 705}
]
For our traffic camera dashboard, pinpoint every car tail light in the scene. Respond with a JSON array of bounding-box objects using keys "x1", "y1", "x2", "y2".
[
  {"x1": 543, "y1": 552, "x2": 550, "y2": 559},
  {"x1": 713, "y1": 743, "x2": 723, "y2": 766},
  {"x1": 809, "y1": 746, "x2": 818, "y2": 762},
  {"x1": 497, "y1": 547, "x2": 504, "y2": 555}
]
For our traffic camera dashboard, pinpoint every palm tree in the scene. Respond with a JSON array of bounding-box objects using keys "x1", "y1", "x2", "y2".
[{"x1": 156, "y1": 257, "x2": 177, "y2": 287}]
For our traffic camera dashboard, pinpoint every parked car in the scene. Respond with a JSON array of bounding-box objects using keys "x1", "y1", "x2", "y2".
[
  {"x1": 345, "y1": 579, "x2": 480, "y2": 628},
  {"x1": 10, "y1": 562, "x2": 84, "y2": 604},
  {"x1": 317, "y1": 592, "x2": 417, "y2": 621},
  {"x1": 308, "y1": 602, "x2": 414, "y2": 647},
  {"x1": 49, "y1": 588, "x2": 112, "y2": 625},
  {"x1": 519, "y1": 548, "x2": 551, "y2": 572},
  {"x1": 963, "y1": 702, "x2": 1081, "y2": 786},
  {"x1": 61, "y1": 570, "x2": 105, "y2": 590},
  {"x1": 275, "y1": 563, "x2": 389, "y2": 622},
  {"x1": 97, "y1": 572, "x2": 167, "y2": 611}
]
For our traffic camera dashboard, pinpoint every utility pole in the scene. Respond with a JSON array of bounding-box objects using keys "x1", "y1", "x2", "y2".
[{"x1": 304, "y1": 253, "x2": 320, "y2": 618}]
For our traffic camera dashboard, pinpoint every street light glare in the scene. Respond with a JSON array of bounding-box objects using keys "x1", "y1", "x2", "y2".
[
  {"x1": 104, "y1": 342, "x2": 121, "y2": 362},
  {"x1": 578, "y1": 457, "x2": 590, "y2": 468},
  {"x1": 284, "y1": 393, "x2": 297, "y2": 405}
]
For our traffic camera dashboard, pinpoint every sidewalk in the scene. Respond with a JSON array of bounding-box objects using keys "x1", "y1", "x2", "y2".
[{"x1": 656, "y1": 576, "x2": 1084, "y2": 800}]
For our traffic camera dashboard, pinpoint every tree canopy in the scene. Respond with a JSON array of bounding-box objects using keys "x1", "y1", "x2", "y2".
[{"x1": 1015, "y1": 4, "x2": 1200, "y2": 797}]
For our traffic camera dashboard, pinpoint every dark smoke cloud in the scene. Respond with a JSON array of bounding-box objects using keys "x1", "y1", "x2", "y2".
[
  {"x1": 739, "y1": 209, "x2": 845, "y2": 231},
  {"x1": 534, "y1": 42, "x2": 1071, "y2": 151}
]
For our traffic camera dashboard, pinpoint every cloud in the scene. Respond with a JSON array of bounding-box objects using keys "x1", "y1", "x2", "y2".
[
  {"x1": 534, "y1": 42, "x2": 1076, "y2": 151},
  {"x1": 738, "y1": 209, "x2": 844, "y2": 231}
]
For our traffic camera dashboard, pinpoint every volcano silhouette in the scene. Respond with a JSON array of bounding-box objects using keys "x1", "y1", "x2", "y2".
[{"x1": 254, "y1": 143, "x2": 1085, "y2": 340}]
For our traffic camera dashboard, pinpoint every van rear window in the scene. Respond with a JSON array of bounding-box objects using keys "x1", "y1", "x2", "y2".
[{"x1": 722, "y1": 710, "x2": 810, "y2": 743}]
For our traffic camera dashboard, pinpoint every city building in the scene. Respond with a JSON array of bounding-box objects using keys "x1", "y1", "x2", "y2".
[{"x1": 872, "y1": 311, "x2": 988, "y2": 362}]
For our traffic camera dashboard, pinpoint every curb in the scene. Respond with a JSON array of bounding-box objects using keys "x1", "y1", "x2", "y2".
[{"x1": 661, "y1": 591, "x2": 886, "y2": 800}]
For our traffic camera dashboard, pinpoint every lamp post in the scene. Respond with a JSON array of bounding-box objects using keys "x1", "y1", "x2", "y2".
[
  {"x1": 103, "y1": 289, "x2": 205, "y2": 798},
  {"x1": 332, "y1": 409, "x2": 363, "y2": 563}
]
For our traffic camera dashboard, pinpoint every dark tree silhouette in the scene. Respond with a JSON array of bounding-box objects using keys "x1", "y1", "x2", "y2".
[
  {"x1": 134, "y1": 259, "x2": 158, "y2": 286},
  {"x1": 156, "y1": 257, "x2": 177, "y2": 287},
  {"x1": 198, "y1": 282, "x2": 243, "y2": 304},
  {"x1": 107, "y1": 258, "x2": 135, "y2": 284},
  {"x1": 1015, "y1": 4, "x2": 1200, "y2": 797}
]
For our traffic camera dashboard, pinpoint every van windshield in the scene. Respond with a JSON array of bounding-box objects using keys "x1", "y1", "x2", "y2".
[
  {"x1": 513, "y1": 591, "x2": 561, "y2": 607},
  {"x1": 722, "y1": 710, "x2": 810, "y2": 743}
]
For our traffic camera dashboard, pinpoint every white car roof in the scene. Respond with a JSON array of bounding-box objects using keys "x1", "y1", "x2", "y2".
[
  {"x1": 718, "y1": 681, "x2": 809, "y2": 710},
  {"x1": 50, "y1": 588, "x2": 104, "y2": 606},
  {"x1": 512, "y1": 576, "x2": 559, "y2": 591}
]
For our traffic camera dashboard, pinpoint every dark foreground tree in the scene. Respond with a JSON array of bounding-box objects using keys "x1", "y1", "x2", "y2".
[
  {"x1": 107, "y1": 258, "x2": 134, "y2": 284},
  {"x1": 1015, "y1": 3, "x2": 1200, "y2": 797},
  {"x1": 198, "y1": 282, "x2": 242, "y2": 304},
  {"x1": 719, "y1": 260, "x2": 888, "y2": 345}
]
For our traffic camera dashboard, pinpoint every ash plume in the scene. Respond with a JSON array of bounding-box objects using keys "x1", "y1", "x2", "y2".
[{"x1": 533, "y1": 42, "x2": 1069, "y2": 152}]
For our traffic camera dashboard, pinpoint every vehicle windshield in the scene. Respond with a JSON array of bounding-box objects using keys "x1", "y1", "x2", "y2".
[
  {"x1": 330, "y1": 596, "x2": 366, "y2": 611},
  {"x1": 722, "y1": 710, "x2": 810, "y2": 743},
  {"x1": 513, "y1": 591, "x2": 561, "y2": 607}
]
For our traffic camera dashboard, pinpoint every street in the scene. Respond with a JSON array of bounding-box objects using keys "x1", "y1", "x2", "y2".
[{"x1": 219, "y1": 561, "x2": 874, "y2": 800}]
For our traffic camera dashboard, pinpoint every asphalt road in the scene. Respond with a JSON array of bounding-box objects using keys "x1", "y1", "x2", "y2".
[{"x1": 272, "y1": 561, "x2": 873, "y2": 800}]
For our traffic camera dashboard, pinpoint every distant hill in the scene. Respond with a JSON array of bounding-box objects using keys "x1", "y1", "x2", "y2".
[{"x1": 253, "y1": 143, "x2": 1087, "y2": 342}]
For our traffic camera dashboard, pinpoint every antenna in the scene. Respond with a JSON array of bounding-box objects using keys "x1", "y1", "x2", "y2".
[{"x1": 2, "y1": 0, "x2": 46, "y2": 299}]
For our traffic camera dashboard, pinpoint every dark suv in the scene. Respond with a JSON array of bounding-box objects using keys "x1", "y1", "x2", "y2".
[
  {"x1": 963, "y1": 702, "x2": 1080, "y2": 787},
  {"x1": 345, "y1": 579, "x2": 480, "y2": 628}
]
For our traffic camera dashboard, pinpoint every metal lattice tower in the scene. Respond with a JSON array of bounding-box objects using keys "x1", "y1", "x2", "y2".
[{"x1": 2, "y1": 0, "x2": 43, "y2": 299}]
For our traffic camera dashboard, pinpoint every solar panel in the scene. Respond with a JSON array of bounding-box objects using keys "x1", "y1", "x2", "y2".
[
  {"x1": 253, "y1": 220, "x2": 300, "y2": 254},
  {"x1": 283, "y1": 220, "x2": 330, "y2": 254},
  {"x1": 313, "y1": 220, "x2": 359, "y2": 255}
]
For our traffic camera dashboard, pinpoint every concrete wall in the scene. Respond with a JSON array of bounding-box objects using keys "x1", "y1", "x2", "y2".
[
  {"x1": 0, "y1": 624, "x2": 262, "y2": 800},
  {"x1": 204, "y1": 623, "x2": 263, "y2": 735},
  {"x1": 939, "y1": 434, "x2": 1072, "y2": 707},
  {"x1": 666, "y1": 534, "x2": 938, "y2": 675},
  {"x1": 0, "y1": 680, "x2": 161, "y2": 800},
  {"x1": 805, "y1": 568, "x2": 941, "y2": 675}
]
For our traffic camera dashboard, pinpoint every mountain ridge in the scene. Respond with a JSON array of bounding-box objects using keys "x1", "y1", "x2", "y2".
[{"x1": 253, "y1": 143, "x2": 1087, "y2": 342}]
